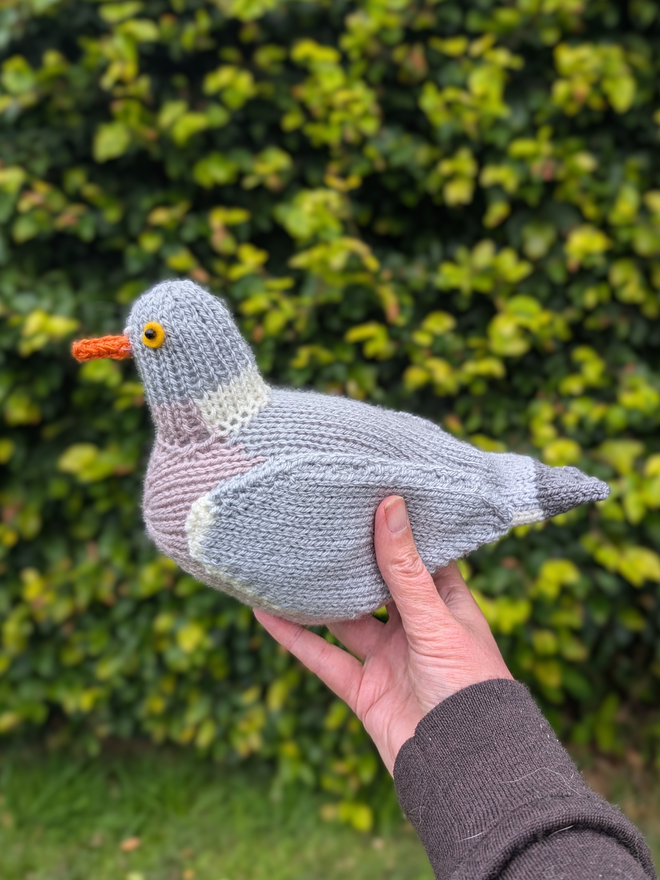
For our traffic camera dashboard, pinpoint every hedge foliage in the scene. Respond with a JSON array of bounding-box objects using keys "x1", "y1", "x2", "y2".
[{"x1": 2, "y1": 0, "x2": 660, "y2": 827}]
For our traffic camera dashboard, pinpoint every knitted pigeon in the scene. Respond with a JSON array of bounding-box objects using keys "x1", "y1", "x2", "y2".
[{"x1": 72, "y1": 280, "x2": 609, "y2": 624}]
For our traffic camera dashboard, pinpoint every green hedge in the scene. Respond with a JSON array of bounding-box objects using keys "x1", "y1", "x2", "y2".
[{"x1": 2, "y1": 0, "x2": 660, "y2": 827}]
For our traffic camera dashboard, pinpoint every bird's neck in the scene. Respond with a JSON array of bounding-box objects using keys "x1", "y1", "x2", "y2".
[{"x1": 150, "y1": 366, "x2": 271, "y2": 445}]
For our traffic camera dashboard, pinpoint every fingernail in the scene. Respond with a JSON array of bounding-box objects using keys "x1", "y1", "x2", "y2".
[{"x1": 385, "y1": 497, "x2": 408, "y2": 534}]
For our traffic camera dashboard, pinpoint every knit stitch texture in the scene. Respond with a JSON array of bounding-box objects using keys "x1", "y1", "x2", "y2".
[{"x1": 120, "y1": 280, "x2": 610, "y2": 623}]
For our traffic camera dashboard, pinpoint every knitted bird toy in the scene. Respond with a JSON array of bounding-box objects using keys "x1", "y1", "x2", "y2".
[{"x1": 72, "y1": 280, "x2": 609, "y2": 624}]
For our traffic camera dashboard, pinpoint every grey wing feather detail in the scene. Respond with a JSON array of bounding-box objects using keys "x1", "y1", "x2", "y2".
[{"x1": 185, "y1": 454, "x2": 513, "y2": 624}]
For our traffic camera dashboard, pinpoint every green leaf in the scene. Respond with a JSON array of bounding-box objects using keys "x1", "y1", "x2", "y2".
[
  {"x1": 3, "y1": 390, "x2": 41, "y2": 425},
  {"x1": 118, "y1": 19, "x2": 160, "y2": 41},
  {"x1": 171, "y1": 113, "x2": 209, "y2": 146},
  {"x1": 98, "y1": 2, "x2": 144, "y2": 23},
  {"x1": 597, "y1": 439, "x2": 644, "y2": 475},
  {"x1": 420, "y1": 311, "x2": 456, "y2": 336},
  {"x1": 565, "y1": 225, "x2": 612, "y2": 263},
  {"x1": 177, "y1": 622, "x2": 206, "y2": 653},
  {"x1": 543, "y1": 438, "x2": 581, "y2": 467},
  {"x1": 193, "y1": 153, "x2": 239, "y2": 188},
  {"x1": 0, "y1": 438, "x2": 15, "y2": 463},
  {"x1": 522, "y1": 222, "x2": 556, "y2": 260},
  {"x1": 93, "y1": 122, "x2": 131, "y2": 163}
]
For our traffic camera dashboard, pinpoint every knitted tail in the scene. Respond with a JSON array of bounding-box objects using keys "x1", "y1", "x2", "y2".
[
  {"x1": 530, "y1": 460, "x2": 609, "y2": 522},
  {"x1": 490, "y1": 453, "x2": 609, "y2": 527},
  {"x1": 515, "y1": 460, "x2": 609, "y2": 527}
]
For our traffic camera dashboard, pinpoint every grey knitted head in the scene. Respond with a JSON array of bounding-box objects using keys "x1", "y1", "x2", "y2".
[{"x1": 125, "y1": 280, "x2": 258, "y2": 407}]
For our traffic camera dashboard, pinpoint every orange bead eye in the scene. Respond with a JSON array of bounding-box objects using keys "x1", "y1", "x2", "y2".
[{"x1": 142, "y1": 321, "x2": 165, "y2": 349}]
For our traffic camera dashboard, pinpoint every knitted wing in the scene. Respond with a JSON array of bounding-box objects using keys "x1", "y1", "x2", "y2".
[
  {"x1": 184, "y1": 453, "x2": 513, "y2": 624},
  {"x1": 234, "y1": 390, "x2": 609, "y2": 536}
]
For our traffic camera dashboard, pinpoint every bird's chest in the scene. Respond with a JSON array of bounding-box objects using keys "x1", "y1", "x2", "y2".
[{"x1": 142, "y1": 437, "x2": 261, "y2": 567}]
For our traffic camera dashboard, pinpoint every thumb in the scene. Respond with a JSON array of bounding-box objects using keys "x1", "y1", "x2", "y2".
[{"x1": 374, "y1": 496, "x2": 449, "y2": 639}]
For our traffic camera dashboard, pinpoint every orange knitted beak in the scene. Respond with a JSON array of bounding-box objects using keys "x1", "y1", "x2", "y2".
[{"x1": 72, "y1": 335, "x2": 132, "y2": 362}]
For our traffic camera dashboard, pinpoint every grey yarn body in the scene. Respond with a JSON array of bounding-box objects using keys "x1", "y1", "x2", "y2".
[{"x1": 127, "y1": 281, "x2": 610, "y2": 624}]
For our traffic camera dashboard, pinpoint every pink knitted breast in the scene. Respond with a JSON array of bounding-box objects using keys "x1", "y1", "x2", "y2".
[{"x1": 143, "y1": 436, "x2": 262, "y2": 574}]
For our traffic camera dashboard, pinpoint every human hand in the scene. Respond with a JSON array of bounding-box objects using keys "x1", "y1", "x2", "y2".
[{"x1": 254, "y1": 496, "x2": 513, "y2": 774}]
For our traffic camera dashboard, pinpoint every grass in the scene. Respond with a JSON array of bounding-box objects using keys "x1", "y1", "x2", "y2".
[
  {"x1": 0, "y1": 746, "x2": 432, "y2": 880},
  {"x1": 0, "y1": 746, "x2": 658, "y2": 880}
]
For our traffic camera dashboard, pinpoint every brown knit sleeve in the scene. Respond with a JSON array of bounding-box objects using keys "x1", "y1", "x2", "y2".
[{"x1": 393, "y1": 679, "x2": 656, "y2": 880}]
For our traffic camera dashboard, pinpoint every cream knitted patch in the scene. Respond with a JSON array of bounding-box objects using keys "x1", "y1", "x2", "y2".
[
  {"x1": 185, "y1": 493, "x2": 215, "y2": 561},
  {"x1": 193, "y1": 366, "x2": 271, "y2": 437},
  {"x1": 511, "y1": 508, "x2": 545, "y2": 526},
  {"x1": 186, "y1": 493, "x2": 260, "y2": 599}
]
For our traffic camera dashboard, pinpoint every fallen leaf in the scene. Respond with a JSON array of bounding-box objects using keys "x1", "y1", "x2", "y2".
[
  {"x1": 182, "y1": 870, "x2": 195, "y2": 880},
  {"x1": 120, "y1": 836, "x2": 141, "y2": 853}
]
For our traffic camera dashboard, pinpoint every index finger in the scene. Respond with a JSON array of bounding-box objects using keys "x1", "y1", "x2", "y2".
[{"x1": 254, "y1": 609, "x2": 363, "y2": 712}]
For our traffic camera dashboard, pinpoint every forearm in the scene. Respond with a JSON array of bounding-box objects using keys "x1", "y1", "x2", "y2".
[{"x1": 393, "y1": 680, "x2": 656, "y2": 880}]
